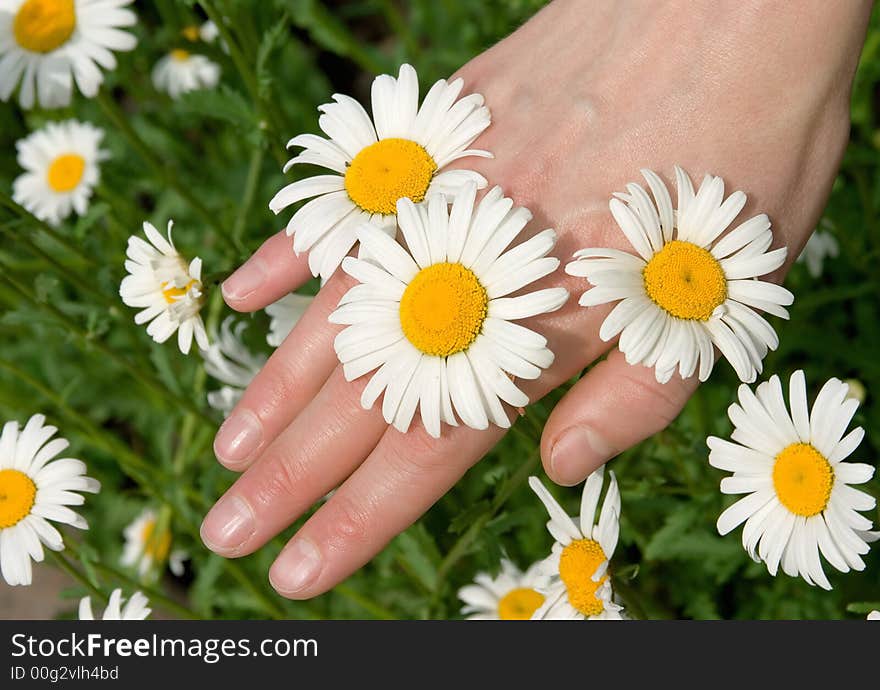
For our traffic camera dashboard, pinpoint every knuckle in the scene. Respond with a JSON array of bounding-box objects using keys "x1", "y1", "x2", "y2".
[
  {"x1": 388, "y1": 429, "x2": 447, "y2": 479},
  {"x1": 325, "y1": 494, "x2": 372, "y2": 548},
  {"x1": 260, "y1": 450, "x2": 306, "y2": 506},
  {"x1": 620, "y1": 368, "x2": 690, "y2": 432}
]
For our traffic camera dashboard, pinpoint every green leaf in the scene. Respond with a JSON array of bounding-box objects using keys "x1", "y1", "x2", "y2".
[
  {"x1": 175, "y1": 86, "x2": 261, "y2": 144},
  {"x1": 394, "y1": 524, "x2": 441, "y2": 593},
  {"x1": 256, "y1": 15, "x2": 289, "y2": 99},
  {"x1": 846, "y1": 601, "x2": 880, "y2": 614}
]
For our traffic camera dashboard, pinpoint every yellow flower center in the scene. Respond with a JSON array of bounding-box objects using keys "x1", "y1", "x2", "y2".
[
  {"x1": 344, "y1": 138, "x2": 436, "y2": 215},
  {"x1": 399, "y1": 262, "x2": 488, "y2": 357},
  {"x1": 497, "y1": 587, "x2": 545, "y2": 620},
  {"x1": 643, "y1": 240, "x2": 727, "y2": 321},
  {"x1": 558, "y1": 538, "x2": 608, "y2": 617},
  {"x1": 46, "y1": 153, "x2": 86, "y2": 193},
  {"x1": 0, "y1": 469, "x2": 37, "y2": 529},
  {"x1": 772, "y1": 443, "x2": 834, "y2": 517},
  {"x1": 140, "y1": 519, "x2": 172, "y2": 561},
  {"x1": 171, "y1": 49, "x2": 191, "y2": 62},
  {"x1": 181, "y1": 25, "x2": 200, "y2": 42},
  {"x1": 162, "y1": 279, "x2": 197, "y2": 304},
  {"x1": 14, "y1": 0, "x2": 76, "y2": 53}
]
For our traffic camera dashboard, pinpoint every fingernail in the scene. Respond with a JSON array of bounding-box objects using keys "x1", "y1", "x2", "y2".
[
  {"x1": 222, "y1": 258, "x2": 267, "y2": 301},
  {"x1": 200, "y1": 495, "x2": 255, "y2": 555},
  {"x1": 214, "y1": 410, "x2": 262, "y2": 466},
  {"x1": 550, "y1": 426, "x2": 617, "y2": 486},
  {"x1": 269, "y1": 538, "x2": 322, "y2": 596}
]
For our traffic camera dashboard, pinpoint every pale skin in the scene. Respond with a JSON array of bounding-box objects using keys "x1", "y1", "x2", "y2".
[{"x1": 200, "y1": 0, "x2": 872, "y2": 599}]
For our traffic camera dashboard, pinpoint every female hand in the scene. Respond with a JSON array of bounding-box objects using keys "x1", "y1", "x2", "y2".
[{"x1": 200, "y1": 0, "x2": 870, "y2": 599}]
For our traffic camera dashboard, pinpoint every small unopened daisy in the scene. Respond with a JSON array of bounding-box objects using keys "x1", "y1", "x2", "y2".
[
  {"x1": 265, "y1": 292, "x2": 313, "y2": 347},
  {"x1": 528, "y1": 468, "x2": 623, "y2": 620},
  {"x1": 868, "y1": 611, "x2": 880, "y2": 620},
  {"x1": 797, "y1": 228, "x2": 839, "y2": 278},
  {"x1": 458, "y1": 559, "x2": 547, "y2": 620},
  {"x1": 152, "y1": 48, "x2": 220, "y2": 99},
  {"x1": 270, "y1": 63, "x2": 492, "y2": 280},
  {"x1": 0, "y1": 0, "x2": 137, "y2": 109},
  {"x1": 844, "y1": 379, "x2": 867, "y2": 405},
  {"x1": 120, "y1": 220, "x2": 208, "y2": 355},
  {"x1": 121, "y1": 508, "x2": 187, "y2": 578},
  {"x1": 0, "y1": 414, "x2": 100, "y2": 586},
  {"x1": 567, "y1": 167, "x2": 793, "y2": 384},
  {"x1": 13, "y1": 119, "x2": 108, "y2": 226},
  {"x1": 329, "y1": 186, "x2": 568, "y2": 437},
  {"x1": 79, "y1": 589, "x2": 150, "y2": 620},
  {"x1": 202, "y1": 318, "x2": 266, "y2": 416},
  {"x1": 709, "y1": 370, "x2": 879, "y2": 590}
]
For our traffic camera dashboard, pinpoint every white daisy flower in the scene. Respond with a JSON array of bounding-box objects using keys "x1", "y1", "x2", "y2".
[
  {"x1": 528, "y1": 468, "x2": 624, "y2": 620},
  {"x1": 797, "y1": 228, "x2": 839, "y2": 278},
  {"x1": 12, "y1": 119, "x2": 108, "y2": 226},
  {"x1": 120, "y1": 508, "x2": 187, "y2": 578},
  {"x1": 265, "y1": 292, "x2": 313, "y2": 347},
  {"x1": 202, "y1": 318, "x2": 266, "y2": 417},
  {"x1": 0, "y1": 414, "x2": 100, "y2": 587},
  {"x1": 0, "y1": 0, "x2": 137, "y2": 109},
  {"x1": 79, "y1": 588, "x2": 150, "y2": 620},
  {"x1": 457, "y1": 559, "x2": 547, "y2": 620},
  {"x1": 868, "y1": 611, "x2": 880, "y2": 620},
  {"x1": 709, "y1": 370, "x2": 879, "y2": 590},
  {"x1": 152, "y1": 49, "x2": 220, "y2": 99},
  {"x1": 329, "y1": 186, "x2": 569, "y2": 437},
  {"x1": 566, "y1": 167, "x2": 794, "y2": 384},
  {"x1": 270, "y1": 63, "x2": 492, "y2": 281},
  {"x1": 119, "y1": 220, "x2": 208, "y2": 355}
]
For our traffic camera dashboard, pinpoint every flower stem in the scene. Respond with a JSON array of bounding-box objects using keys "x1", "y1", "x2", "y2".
[
  {"x1": 435, "y1": 451, "x2": 540, "y2": 585},
  {"x1": 95, "y1": 89, "x2": 238, "y2": 255},
  {"x1": 49, "y1": 549, "x2": 107, "y2": 604},
  {"x1": 232, "y1": 145, "x2": 264, "y2": 249},
  {"x1": 0, "y1": 269, "x2": 213, "y2": 425},
  {"x1": 333, "y1": 583, "x2": 396, "y2": 620},
  {"x1": 0, "y1": 223, "x2": 118, "y2": 309},
  {"x1": 64, "y1": 541, "x2": 200, "y2": 620},
  {"x1": 0, "y1": 356, "x2": 162, "y2": 489},
  {"x1": 379, "y1": 0, "x2": 420, "y2": 60},
  {"x1": 199, "y1": 2, "x2": 288, "y2": 167},
  {"x1": 0, "y1": 191, "x2": 97, "y2": 267}
]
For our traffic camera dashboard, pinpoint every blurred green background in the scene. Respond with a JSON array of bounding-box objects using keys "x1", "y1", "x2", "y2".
[{"x1": 0, "y1": 0, "x2": 877, "y2": 619}]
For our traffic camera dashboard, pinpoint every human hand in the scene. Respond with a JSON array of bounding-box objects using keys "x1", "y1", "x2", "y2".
[{"x1": 200, "y1": 0, "x2": 870, "y2": 599}]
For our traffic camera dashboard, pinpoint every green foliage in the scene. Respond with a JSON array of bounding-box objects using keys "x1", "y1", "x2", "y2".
[{"x1": 0, "y1": 0, "x2": 878, "y2": 621}]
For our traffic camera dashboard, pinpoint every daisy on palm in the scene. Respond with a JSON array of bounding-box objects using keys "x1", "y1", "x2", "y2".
[
  {"x1": 566, "y1": 167, "x2": 793, "y2": 384},
  {"x1": 120, "y1": 508, "x2": 188, "y2": 578},
  {"x1": 0, "y1": 0, "x2": 137, "y2": 109},
  {"x1": 709, "y1": 370, "x2": 879, "y2": 590},
  {"x1": 202, "y1": 318, "x2": 266, "y2": 417},
  {"x1": 79, "y1": 589, "x2": 150, "y2": 620},
  {"x1": 13, "y1": 119, "x2": 108, "y2": 226},
  {"x1": 119, "y1": 220, "x2": 208, "y2": 355},
  {"x1": 458, "y1": 559, "x2": 547, "y2": 620},
  {"x1": 0, "y1": 414, "x2": 100, "y2": 586},
  {"x1": 528, "y1": 467, "x2": 623, "y2": 620},
  {"x1": 270, "y1": 63, "x2": 491, "y2": 280},
  {"x1": 329, "y1": 185, "x2": 568, "y2": 437}
]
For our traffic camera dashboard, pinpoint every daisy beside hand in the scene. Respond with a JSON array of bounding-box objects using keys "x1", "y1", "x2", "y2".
[{"x1": 200, "y1": 0, "x2": 869, "y2": 599}]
